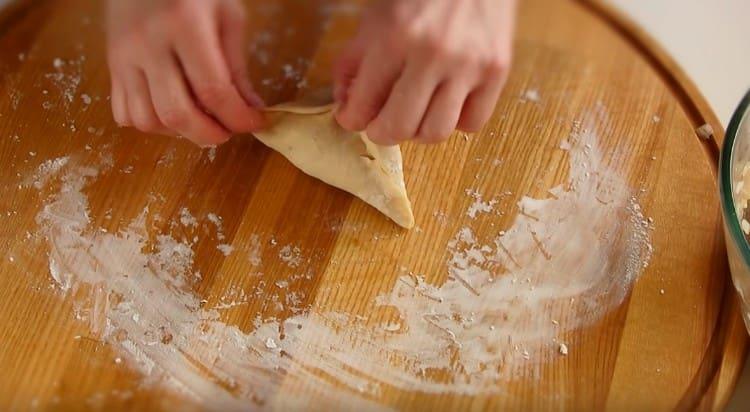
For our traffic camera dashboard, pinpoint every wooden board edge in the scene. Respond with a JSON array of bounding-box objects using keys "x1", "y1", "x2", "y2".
[
  {"x1": 578, "y1": 0, "x2": 749, "y2": 408},
  {"x1": 578, "y1": 0, "x2": 724, "y2": 168}
]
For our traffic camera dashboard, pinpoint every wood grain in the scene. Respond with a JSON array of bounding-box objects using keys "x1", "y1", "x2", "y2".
[{"x1": 0, "y1": 0, "x2": 745, "y2": 410}]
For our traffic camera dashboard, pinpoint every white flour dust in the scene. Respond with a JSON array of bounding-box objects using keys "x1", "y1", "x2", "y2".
[
  {"x1": 35, "y1": 162, "x2": 381, "y2": 410},
  {"x1": 24, "y1": 156, "x2": 69, "y2": 189},
  {"x1": 178, "y1": 207, "x2": 198, "y2": 228},
  {"x1": 465, "y1": 189, "x2": 497, "y2": 219},
  {"x1": 34, "y1": 114, "x2": 652, "y2": 408},
  {"x1": 44, "y1": 56, "x2": 85, "y2": 108}
]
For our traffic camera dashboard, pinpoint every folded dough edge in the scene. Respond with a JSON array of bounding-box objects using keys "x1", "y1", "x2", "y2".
[{"x1": 253, "y1": 102, "x2": 415, "y2": 229}]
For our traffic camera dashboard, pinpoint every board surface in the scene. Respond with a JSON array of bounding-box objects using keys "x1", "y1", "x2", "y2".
[{"x1": 0, "y1": 0, "x2": 746, "y2": 410}]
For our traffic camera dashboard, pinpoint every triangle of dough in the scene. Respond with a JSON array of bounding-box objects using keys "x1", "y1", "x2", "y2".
[{"x1": 253, "y1": 94, "x2": 415, "y2": 229}]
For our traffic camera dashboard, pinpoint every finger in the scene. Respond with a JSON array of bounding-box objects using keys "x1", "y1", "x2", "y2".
[
  {"x1": 123, "y1": 68, "x2": 172, "y2": 136},
  {"x1": 145, "y1": 54, "x2": 230, "y2": 147},
  {"x1": 218, "y1": 0, "x2": 265, "y2": 108},
  {"x1": 458, "y1": 69, "x2": 507, "y2": 132},
  {"x1": 416, "y1": 80, "x2": 472, "y2": 144},
  {"x1": 174, "y1": 12, "x2": 264, "y2": 133},
  {"x1": 332, "y1": 36, "x2": 365, "y2": 105},
  {"x1": 335, "y1": 46, "x2": 403, "y2": 132},
  {"x1": 110, "y1": 75, "x2": 130, "y2": 126},
  {"x1": 366, "y1": 57, "x2": 442, "y2": 145}
]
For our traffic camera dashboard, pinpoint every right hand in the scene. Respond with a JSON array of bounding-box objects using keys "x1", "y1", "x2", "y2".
[
  {"x1": 106, "y1": 0, "x2": 265, "y2": 147},
  {"x1": 333, "y1": 0, "x2": 516, "y2": 145}
]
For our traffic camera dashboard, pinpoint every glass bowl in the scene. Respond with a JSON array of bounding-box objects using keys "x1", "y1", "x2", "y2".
[{"x1": 720, "y1": 89, "x2": 750, "y2": 330}]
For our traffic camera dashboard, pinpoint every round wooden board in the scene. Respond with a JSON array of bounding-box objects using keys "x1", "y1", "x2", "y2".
[{"x1": 0, "y1": 0, "x2": 746, "y2": 410}]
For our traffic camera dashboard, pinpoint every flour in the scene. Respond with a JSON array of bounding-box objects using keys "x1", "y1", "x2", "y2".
[
  {"x1": 216, "y1": 244, "x2": 234, "y2": 257},
  {"x1": 247, "y1": 234, "x2": 263, "y2": 267},
  {"x1": 178, "y1": 207, "x2": 198, "y2": 228},
  {"x1": 278, "y1": 244, "x2": 302, "y2": 268},
  {"x1": 206, "y1": 213, "x2": 226, "y2": 241},
  {"x1": 206, "y1": 147, "x2": 217, "y2": 162},
  {"x1": 521, "y1": 88, "x2": 540, "y2": 103},
  {"x1": 33, "y1": 107, "x2": 652, "y2": 407},
  {"x1": 25, "y1": 156, "x2": 70, "y2": 189},
  {"x1": 45, "y1": 56, "x2": 84, "y2": 106},
  {"x1": 465, "y1": 190, "x2": 497, "y2": 219}
]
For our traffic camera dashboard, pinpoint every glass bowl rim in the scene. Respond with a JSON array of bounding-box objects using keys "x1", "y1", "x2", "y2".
[{"x1": 720, "y1": 89, "x2": 750, "y2": 264}]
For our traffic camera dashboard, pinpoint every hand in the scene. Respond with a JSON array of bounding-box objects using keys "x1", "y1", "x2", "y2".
[
  {"x1": 334, "y1": 0, "x2": 516, "y2": 145},
  {"x1": 106, "y1": 0, "x2": 265, "y2": 147}
]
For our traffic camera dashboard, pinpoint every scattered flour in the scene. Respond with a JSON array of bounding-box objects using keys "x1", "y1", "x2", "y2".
[
  {"x1": 45, "y1": 56, "x2": 85, "y2": 106},
  {"x1": 465, "y1": 190, "x2": 498, "y2": 219},
  {"x1": 207, "y1": 213, "x2": 226, "y2": 241},
  {"x1": 25, "y1": 156, "x2": 70, "y2": 189},
  {"x1": 32, "y1": 106, "x2": 652, "y2": 408},
  {"x1": 206, "y1": 147, "x2": 217, "y2": 163},
  {"x1": 278, "y1": 245, "x2": 302, "y2": 268},
  {"x1": 247, "y1": 234, "x2": 263, "y2": 267},
  {"x1": 217, "y1": 244, "x2": 234, "y2": 257},
  {"x1": 521, "y1": 88, "x2": 540, "y2": 103},
  {"x1": 178, "y1": 207, "x2": 198, "y2": 228}
]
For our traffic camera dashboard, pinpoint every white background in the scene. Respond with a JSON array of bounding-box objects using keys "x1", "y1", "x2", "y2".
[{"x1": 610, "y1": 0, "x2": 750, "y2": 126}]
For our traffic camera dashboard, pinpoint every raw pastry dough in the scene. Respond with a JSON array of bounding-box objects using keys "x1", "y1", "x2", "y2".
[{"x1": 254, "y1": 91, "x2": 415, "y2": 229}]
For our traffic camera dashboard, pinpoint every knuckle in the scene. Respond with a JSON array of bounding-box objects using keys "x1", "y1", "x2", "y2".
[
  {"x1": 426, "y1": 44, "x2": 447, "y2": 61},
  {"x1": 417, "y1": 35, "x2": 447, "y2": 59},
  {"x1": 460, "y1": 51, "x2": 483, "y2": 67},
  {"x1": 485, "y1": 55, "x2": 510, "y2": 77}
]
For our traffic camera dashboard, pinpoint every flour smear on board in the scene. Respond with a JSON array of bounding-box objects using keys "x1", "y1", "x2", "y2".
[{"x1": 33, "y1": 112, "x2": 652, "y2": 409}]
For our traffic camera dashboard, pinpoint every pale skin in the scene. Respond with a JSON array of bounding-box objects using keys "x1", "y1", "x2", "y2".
[{"x1": 107, "y1": 0, "x2": 517, "y2": 147}]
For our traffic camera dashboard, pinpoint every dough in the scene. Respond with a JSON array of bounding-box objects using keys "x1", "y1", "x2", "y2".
[{"x1": 254, "y1": 90, "x2": 415, "y2": 229}]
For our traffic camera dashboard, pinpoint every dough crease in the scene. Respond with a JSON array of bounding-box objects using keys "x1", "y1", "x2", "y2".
[{"x1": 254, "y1": 94, "x2": 415, "y2": 229}]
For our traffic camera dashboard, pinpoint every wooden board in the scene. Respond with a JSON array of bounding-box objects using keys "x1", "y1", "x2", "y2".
[{"x1": 0, "y1": 0, "x2": 746, "y2": 410}]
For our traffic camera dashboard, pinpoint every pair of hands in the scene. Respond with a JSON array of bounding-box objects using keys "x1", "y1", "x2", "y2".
[{"x1": 107, "y1": 0, "x2": 516, "y2": 147}]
